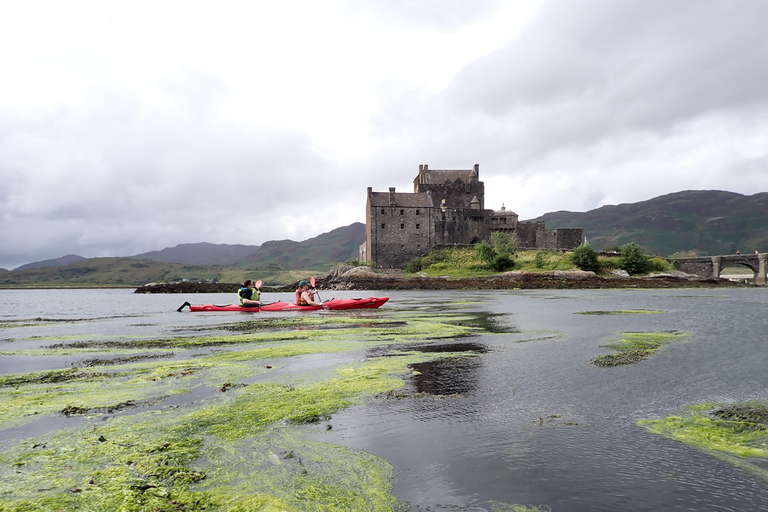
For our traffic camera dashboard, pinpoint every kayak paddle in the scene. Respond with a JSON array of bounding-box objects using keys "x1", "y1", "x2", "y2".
[{"x1": 310, "y1": 276, "x2": 322, "y2": 302}]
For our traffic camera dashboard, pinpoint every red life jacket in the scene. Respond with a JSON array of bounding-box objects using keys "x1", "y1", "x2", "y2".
[{"x1": 295, "y1": 289, "x2": 314, "y2": 305}]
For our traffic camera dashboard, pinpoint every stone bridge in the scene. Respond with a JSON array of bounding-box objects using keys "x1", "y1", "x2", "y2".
[{"x1": 675, "y1": 253, "x2": 767, "y2": 285}]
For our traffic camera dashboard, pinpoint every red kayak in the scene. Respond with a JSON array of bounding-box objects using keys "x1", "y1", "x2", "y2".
[{"x1": 178, "y1": 297, "x2": 389, "y2": 312}]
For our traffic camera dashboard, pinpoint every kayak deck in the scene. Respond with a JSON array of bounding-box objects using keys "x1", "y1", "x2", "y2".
[{"x1": 182, "y1": 297, "x2": 389, "y2": 312}]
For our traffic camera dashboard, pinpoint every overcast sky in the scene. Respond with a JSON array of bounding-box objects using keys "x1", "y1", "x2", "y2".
[{"x1": 2, "y1": 0, "x2": 767, "y2": 270}]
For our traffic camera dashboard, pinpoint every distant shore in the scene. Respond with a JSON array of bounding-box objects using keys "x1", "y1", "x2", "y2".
[{"x1": 133, "y1": 269, "x2": 746, "y2": 293}]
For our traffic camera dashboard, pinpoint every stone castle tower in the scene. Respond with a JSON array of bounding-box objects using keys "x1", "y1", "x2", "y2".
[{"x1": 361, "y1": 164, "x2": 583, "y2": 269}]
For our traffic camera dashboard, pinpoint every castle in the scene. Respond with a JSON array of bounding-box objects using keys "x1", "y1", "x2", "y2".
[{"x1": 360, "y1": 164, "x2": 584, "y2": 269}]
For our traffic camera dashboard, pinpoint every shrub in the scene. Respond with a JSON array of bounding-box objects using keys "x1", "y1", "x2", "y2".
[
  {"x1": 570, "y1": 244, "x2": 600, "y2": 272},
  {"x1": 534, "y1": 250, "x2": 546, "y2": 269},
  {"x1": 491, "y1": 231, "x2": 517, "y2": 255},
  {"x1": 648, "y1": 257, "x2": 673, "y2": 273},
  {"x1": 597, "y1": 256, "x2": 621, "y2": 270},
  {"x1": 490, "y1": 253, "x2": 515, "y2": 272},
  {"x1": 404, "y1": 257, "x2": 424, "y2": 273},
  {"x1": 620, "y1": 242, "x2": 652, "y2": 275},
  {"x1": 475, "y1": 241, "x2": 496, "y2": 264}
]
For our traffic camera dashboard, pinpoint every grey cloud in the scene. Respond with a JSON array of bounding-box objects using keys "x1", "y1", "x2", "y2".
[
  {"x1": 0, "y1": 72, "x2": 349, "y2": 269},
  {"x1": 448, "y1": 0, "x2": 768, "y2": 133}
]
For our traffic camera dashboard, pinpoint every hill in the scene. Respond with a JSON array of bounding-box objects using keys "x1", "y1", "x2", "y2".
[
  {"x1": 129, "y1": 242, "x2": 260, "y2": 265},
  {"x1": 1, "y1": 223, "x2": 366, "y2": 287},
  {"x1": 13, "y1": 254, "x2": 89, "y2": 271},
  {"x1": 237, "y1": 223, "x2": 365, "y2": 270},
  {"x1": 529, "y1": 190, "x2": 768, "y2": 256},
  {"x1": 0, "y1": 257, "x2": 314, "y2": 288}
]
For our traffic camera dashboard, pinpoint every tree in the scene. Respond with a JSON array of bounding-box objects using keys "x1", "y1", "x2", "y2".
[
  {"x1": 490, "y1": 231, "x2": 517, "y2": 256},
  {"x1": 475, "y1": 236, "x2": 516, "y2": 271},
  {"x1": 620, "y1": 242, "x2": 652, "y2": 275},
  {"x1": 570, "y1": 243, "x2": 600, "y2": 272},
  {"x1": 475, "y1": 240, "x2": 496, "y2": 264}
]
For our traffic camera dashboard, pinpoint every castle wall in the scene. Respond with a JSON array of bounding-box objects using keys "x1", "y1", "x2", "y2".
[
  {"x1": 432, "y1": 208, "x2": 493, "y2": 246},
  {"x1": 369, "y1": 204, "x2": 434, "y2": 269},
  {"x1": 416, "y1": 180, "x2": 485, "y2": 210}
]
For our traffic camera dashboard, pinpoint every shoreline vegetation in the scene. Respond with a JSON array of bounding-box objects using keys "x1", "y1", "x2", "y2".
[{"x1": 134, "y1": 243, "x2": 746, "y2": 293}]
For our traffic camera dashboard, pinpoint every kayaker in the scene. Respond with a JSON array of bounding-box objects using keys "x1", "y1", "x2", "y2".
[
  {"x1": 238, "y1": 279, "x2": 261, "y2": 307},
  {"x1": 295, "y1": 280, "x2": 323, "y2": 307}
]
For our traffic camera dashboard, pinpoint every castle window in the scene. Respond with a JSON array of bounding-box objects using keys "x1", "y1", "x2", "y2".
[
  {"x1": 401, "y1": 245, "x2": 404, "y2": 250},
  {"x1": 400, "y1": 223, "x2": 405, "y2": 229},
  {"x1": 381, "y1": 208, "x2": 385, "y2": 214},
  {"x1": 382, "y1": 245, "x2": 386, "y2": 250},
  {"x1": 415, "y1": 209, "x2": 420, "y2": 215},
  {"x1": 400, "y1": 209, "x2": 404, "y2": 215},
  {"x1": 416, "y1": 224, "x2": 420, "y2": 229},
  {"x1": 381, "y1": 223, "x2": 385, "y2": 229},
  {"x1": 417, "y1": 244, "x2": 421, "y2": 249},
  {"x1": 502, "y1": 218, "x2": 507, "y2": 224}
]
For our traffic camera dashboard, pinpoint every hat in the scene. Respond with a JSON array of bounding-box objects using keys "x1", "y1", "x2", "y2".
[{"x1": 298, "y1": 280, "x2": 310, "y2": 288}]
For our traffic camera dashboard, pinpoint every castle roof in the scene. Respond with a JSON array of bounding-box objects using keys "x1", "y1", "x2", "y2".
[
  {"x1": 369, "y1": 192, "x2": 434, "y2": 208},
  {"x1": 420, "y1": 169, "x2": 476, "y2": 184}
]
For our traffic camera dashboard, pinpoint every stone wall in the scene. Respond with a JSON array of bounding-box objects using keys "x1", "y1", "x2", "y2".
[{"x1": 369, "y1": 205, "x2": 433, "y2": 269}]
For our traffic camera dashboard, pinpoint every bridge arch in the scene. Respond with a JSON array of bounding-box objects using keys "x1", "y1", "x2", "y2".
[{"x1": 675, "y1": 253, "x2": 767, "y2": 286}]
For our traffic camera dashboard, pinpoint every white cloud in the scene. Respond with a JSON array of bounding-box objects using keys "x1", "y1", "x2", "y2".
[{"x1": 1, "y1": 0, "x2": 767, "y2": 269}]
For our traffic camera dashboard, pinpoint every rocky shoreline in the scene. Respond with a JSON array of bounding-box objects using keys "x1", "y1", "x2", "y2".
[
  {"x1": 315, "y1": 265, "x2": 742, "y2": 290},
  {"x1": 134, "y1": 265, "x2": 745, "y2": 293}
]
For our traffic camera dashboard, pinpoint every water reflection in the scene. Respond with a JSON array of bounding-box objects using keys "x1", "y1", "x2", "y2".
[{"x1": 410, "y1": 356, "x2": 482, "y2": 396}]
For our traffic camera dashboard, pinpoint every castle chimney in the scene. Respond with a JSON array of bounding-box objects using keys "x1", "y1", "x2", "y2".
[
  {"x1": 389, "y1": 187, "x2": 396, "y2": 206},
  {"x1": 501, "y1": 203, "x2": 505, "y2": 211},
  {"x1": 424, "y1": 164, "x2": 428, "y2": 171}
]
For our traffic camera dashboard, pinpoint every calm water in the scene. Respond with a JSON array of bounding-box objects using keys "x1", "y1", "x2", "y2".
[{"x1": 1, "y1": 287, "x2": 768, "y2": 511}]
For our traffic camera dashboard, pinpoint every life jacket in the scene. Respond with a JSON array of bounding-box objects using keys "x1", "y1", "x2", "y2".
[
  {"x1": 295, "y1": 289, "x2": 314, "y2": 306},
  {"x1": 239, "y1": 287, "x2": 259, "y2": 305}
]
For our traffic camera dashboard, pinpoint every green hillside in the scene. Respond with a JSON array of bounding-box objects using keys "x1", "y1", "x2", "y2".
[
  {"x1": 531, "y1": 190, "x2": 768, "y2": 256},
  {"x1": 129, "y1": 242, "x2": 260, "y2": 265},
  {"x1": 0, "y1": 223, "x2": 366, "y2": 287},
  {"x1": 0, "y1": 258, "x2": 319, "y2": 288},
  {"x1": 237, "y1": 223, "x2": 365, "y2": 270}
]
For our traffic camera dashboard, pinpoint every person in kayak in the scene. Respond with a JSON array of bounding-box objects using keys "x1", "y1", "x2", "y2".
[
  {"x1": 238, "y1": 279, "x2": 261, "y2": 307},
  {"x1": 295, "y1": 280, "x2": 323, "y2": 307}
]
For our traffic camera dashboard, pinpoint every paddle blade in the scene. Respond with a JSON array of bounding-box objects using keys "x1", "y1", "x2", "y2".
[
  {"x1": 176, "y1": 301, "x2": 191, "y2": 312},
  {"x1": 255, "y1": 280, "x2": 262, "y2": 289},
  {"x1": 310, "y1": 276, "x2": 316, "y2": 288}
]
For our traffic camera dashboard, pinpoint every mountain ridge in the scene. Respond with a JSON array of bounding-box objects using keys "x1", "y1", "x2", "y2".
[{"x1": 528, "y1": 190, "x2": 768, "y2": 256}]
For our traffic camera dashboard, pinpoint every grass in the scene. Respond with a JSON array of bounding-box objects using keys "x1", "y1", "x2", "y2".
[{"x1": 412, "y1": 249, "x2": 577, "y2": 278}]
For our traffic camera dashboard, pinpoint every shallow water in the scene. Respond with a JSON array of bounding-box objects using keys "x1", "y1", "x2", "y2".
[{"x1": 1, "y1": 287, "x2": 768, "y2": 511}]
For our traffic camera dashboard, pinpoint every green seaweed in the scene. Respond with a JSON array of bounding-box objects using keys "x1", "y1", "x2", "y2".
[
  {"x1": 0, "y1": 309, "x2": 502, "y2": 510},
  {"x1": 0, "y1": 354, "x2": 454, "y2": 511},
  {"x1": 639, "y1": 402, "x2": 768, "y2": 481},
  {"x1": 591, "y1": 331, "x2": 687, "y2": 366}
]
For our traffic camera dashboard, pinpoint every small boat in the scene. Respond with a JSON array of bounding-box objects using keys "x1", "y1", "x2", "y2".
[{"x1": 177, "y1": 297, "x2": 389, "y2": 312}]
